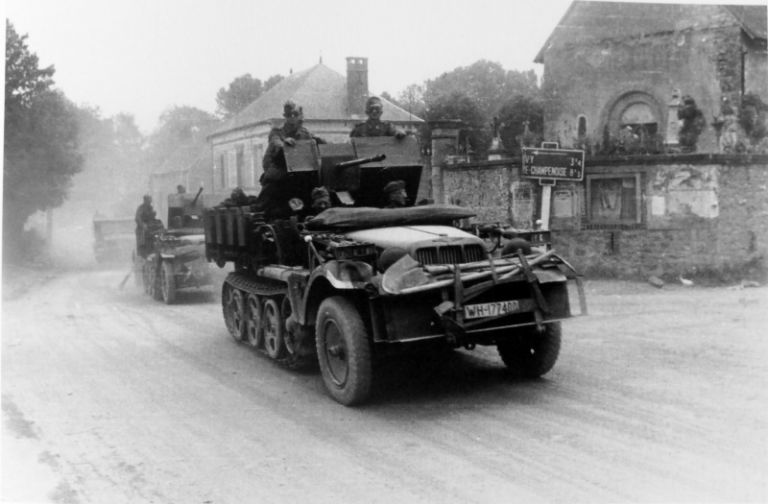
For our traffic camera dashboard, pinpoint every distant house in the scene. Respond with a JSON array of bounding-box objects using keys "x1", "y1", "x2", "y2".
[
  {"x1": 535, "y1": 1, "x2": 767, "y2": 153},
  {"x1": 207, "y1": 57, "x2": 425, "y2": 194}
]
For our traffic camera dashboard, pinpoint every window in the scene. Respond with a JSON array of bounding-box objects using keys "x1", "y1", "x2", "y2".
[
  {"x1": 585, "y1": 173, "x2": 642, "y2": 228},
  {"x1": 218, "y1": 154, "x2": 226, "y2": 190},
  {"x1": 577, "y1": 116, "x2": 587, "y2": 138},
  {"x1": 252, "y1": 144, "x2": 264, "y2": 186},
  {"x1": 236, "y1": 145, "x2": 244, "y2": 187}
]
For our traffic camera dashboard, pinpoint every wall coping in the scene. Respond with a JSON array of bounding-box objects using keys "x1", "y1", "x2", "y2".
[{"x1": 441, "y1": 152, "x2": 768, "y2": 170}]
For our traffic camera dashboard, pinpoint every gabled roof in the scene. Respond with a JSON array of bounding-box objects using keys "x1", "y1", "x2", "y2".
[
  {"x1": 211, "y1": 63, "x2": 423, "y2": 138},
  {"x1": 724, "y1": 5, "x2": 768, "y2": 41},
  {"x1": 535, "y1": 1, "x2": 767, "y2": 63}
]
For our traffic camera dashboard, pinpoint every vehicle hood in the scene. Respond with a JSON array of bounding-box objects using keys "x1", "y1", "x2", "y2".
[{"x1": 344, "y1": 225, "x2": 480, "y2": 250}]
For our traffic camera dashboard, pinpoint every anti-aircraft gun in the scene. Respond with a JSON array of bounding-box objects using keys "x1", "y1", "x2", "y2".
[
  {"x1": 203, "y1": 136, "x2": 586, "y2": 405},
  {"x1": 136, "y1": 187, "x2": 213, "y2": 303}
]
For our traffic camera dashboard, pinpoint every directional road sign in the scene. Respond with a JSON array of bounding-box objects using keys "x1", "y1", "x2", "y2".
[{"x1": 521, "y1": 147, "x2": 585, "y2": 181}]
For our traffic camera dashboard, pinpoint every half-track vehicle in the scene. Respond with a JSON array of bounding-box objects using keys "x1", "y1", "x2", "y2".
[
  {"x1": 93, "y1": 216, "x2": 135, "y2": 264},
  {"x1": 204, "y1": 136, "x2": 586, "y2": 405},
  {"x1": 135, "y1": 187, "x2": 213, "y2": 303}
]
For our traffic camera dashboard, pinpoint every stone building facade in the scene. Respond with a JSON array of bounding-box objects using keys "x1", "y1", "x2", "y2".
[{"x1": 535, "y1": 2, "x2": 767, "y2": 153}]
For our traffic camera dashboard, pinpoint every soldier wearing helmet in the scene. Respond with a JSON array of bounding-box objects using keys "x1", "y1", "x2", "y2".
[
  {"x1": 350, "y1": 96, "x2": 406, "y2": 138},
  {"x1": 261, "y1": 100, "x2": 325, "y2": 180},
  {"x1": 255, "y1": 100, "x2": 325, "y2": 219},
  {"x1": 134, "y1": 194, "x2": 157, "y2": 257},
  {"x1": 383, "y1": 179, "x2": 408, "y2": 208}
]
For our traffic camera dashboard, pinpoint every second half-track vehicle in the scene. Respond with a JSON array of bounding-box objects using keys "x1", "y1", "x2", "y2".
[
  {"x1": 204, "y1": 136, "x2": 586, "y2": 405},
  {"x1": 136, "y1": 188, "x2": 213, "y2": 303},
  {"x1": 93, "y1": 215, "x2": 135, "y2": 264}
]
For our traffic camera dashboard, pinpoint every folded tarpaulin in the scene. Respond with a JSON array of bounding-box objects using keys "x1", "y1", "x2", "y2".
[{"x1": 305, "y1": 204, "x2": 476, "y2": 231}]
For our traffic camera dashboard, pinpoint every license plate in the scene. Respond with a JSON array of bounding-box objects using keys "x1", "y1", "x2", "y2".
[{"x1": 464, "y1": 300, "x2": 521, "y2": 319}]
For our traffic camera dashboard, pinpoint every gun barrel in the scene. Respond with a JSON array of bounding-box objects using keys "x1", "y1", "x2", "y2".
[
  {"x1": 191, "y1": 186, "x2": 204, "y2": 206},
  {"x1": 335, "y1": 153, "x2": 386, "y2": 169}
]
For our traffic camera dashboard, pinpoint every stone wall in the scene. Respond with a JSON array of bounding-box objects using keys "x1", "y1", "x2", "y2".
[
  {"x1": 540, "y1": 5, "x2": 766, "y2": 154},
  {"x1": 439, "y1": 154, "x2": 768, "y2": 282}
]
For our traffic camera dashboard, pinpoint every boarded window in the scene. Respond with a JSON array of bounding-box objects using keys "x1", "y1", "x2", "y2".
[{"x1": 586, "y1": 174, "x2": 642, "y2": 227}]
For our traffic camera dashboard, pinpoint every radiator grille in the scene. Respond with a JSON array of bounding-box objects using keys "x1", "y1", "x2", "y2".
[{"x1": 415, "y1": 244, "x2": 486, "y2": 265}]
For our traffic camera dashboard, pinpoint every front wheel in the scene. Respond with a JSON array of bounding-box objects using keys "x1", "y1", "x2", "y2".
[
  {"x1": 315, "y1": 296, "x2": 372, "y2": 406},
  {"x1": 497, "y1": 322, "x2": 561, "y2": 378}
]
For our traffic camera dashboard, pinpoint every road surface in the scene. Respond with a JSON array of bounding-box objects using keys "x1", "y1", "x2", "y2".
[{"x1": 2, "y1": 265, "x2": 767, "y2": 503}]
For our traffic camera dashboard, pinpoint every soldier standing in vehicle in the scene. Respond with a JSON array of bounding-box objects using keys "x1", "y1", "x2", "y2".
[
  {"x1": 350, "y1": 96, "x2": 406, "y2": 138},
  {"x1": 254, "y1": 101, "x2": 325, "y2": 218},
  {"x1": 135, "y1": 194, "x2": 156, "y2": 257}
]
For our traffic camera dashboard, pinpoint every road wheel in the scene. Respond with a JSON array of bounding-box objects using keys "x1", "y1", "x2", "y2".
[
  {"x1": 262, "y1": 298, "x2": 285, "y2": 359},
  {"x1": 246, "y1": 294, "x2": 263, "y2": 348},
  {"x1": 142, "y1": 261, "x2": 152, "y2": 295},
  {"x1": 497, "y1": 322, "x2": 561, "y2": 378},
  {"x1": 222, "y1": 283, "x2": 246, "y2": 342},
  {"x1": 160, "y1": 261, "x2": 176, "y2": 304},
  {"x1": 281, "y1": 296, "x2": 297, "y2": 356},
  {"x1": 315, "y1": 296, "x2": 372, "y2": 406},
  {"x1": 147, "y1": 261, "x2": 162, "y2": 301}
]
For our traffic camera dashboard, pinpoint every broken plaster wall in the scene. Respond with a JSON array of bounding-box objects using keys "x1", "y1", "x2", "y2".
[{"x1": 439, "y1": 155, "x2": 768, "y2": 281}]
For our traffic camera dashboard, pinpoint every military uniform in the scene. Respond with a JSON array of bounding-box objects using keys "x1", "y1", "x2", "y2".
[
  {"x1": 134, "y1": 198, "x2": 157, "y2": 257},
  {"x1": 350, "y1": 119, "x2": 401, "y2": 138},
  {"x1": 261, "y1": 125, "x2": 319, "y2": 183},
  {"x1": 255, "y1": 101, "x2": 325, "y2": 219}
]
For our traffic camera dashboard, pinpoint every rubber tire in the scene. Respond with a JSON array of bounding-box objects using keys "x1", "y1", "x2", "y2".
[
  {"x1": 160, "y1": 261, "x2": 176, "y2": 304},
  {"x1": 222, "y1": 283, "x2": 246, "y2": 342},
  {"x1": 497, "y1": 322, "x2": 562, "y2": 378},
  {"x1": 315, "y1": 296, "x2": 372, "y2": 406}
]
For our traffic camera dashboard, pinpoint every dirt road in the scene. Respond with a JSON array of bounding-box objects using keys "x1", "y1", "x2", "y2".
[{"x1": 2, "y1": 266, "x2": 767, "y2": 503}]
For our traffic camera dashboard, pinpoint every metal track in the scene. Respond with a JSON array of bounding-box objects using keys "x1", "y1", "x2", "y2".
[
  {"x1": 223, "y1": 272, "x2": 315, "y2": 370},
  {"x1": 225, "y1": 272, "x2": 287, "y2": 297}
]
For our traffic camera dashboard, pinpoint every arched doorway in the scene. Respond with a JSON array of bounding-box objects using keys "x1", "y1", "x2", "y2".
[{"x1": 605, "y1": 91, "x2": 663, "y2": 145}]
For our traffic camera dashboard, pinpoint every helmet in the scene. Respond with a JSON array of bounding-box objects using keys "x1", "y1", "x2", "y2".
[
  {"x1": 383, "y1": 180, "x2": 405, "y2": 194},
  {"x1": 283, "y1": 100, "x2": 303, "y2": 118},
  {"x1": 365, "y1": 96, "x2": 383, "y2": 113}
]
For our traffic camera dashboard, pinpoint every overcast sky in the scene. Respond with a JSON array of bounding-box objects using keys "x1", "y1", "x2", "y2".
[{"x1": 4, "y1": 0, "x2": 747, "y2": 134}]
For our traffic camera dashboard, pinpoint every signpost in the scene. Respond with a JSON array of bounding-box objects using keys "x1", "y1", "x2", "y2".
[
  {"x1": 521, "y1": 145, "x2": 585, "y2": 231},
  {"x1": 521, "y1": 147, "x2": 585, "y2": 181}
]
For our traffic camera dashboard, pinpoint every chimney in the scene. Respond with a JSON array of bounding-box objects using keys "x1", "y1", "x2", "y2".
[{"x1": 346, "y1": 57, "x2": 368, "y2": 117}]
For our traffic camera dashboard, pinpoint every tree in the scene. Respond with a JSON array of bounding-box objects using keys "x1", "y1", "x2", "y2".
[
  {"x1": 144, "y1": 105, "x2": 218, "y2": 176},
  {"x1": 216, "y1": 74, "x2": 264, "y2": 118},
  {"x1": 393, "y1": 60, "x2": 542, "y2": 159},
  {"x1": 424, "y1": 60, "x2": 538, "y2": 121},
  {"x1": 496, "y1": 94, "x2": 545, "y2": 155},
  {"x1": 394, "y1": 84, "x2": 427, "y2": 119},
  {"x1": 4, "y1": 20, "x2": 83, "y2": 261},
  {"x1": 216, "y1": 73, "x2": 285, "y2": 118},
  {"x1": 263, "y1": 74, "x2": 284, "y2": 93},
  {"x1": 426, "y1": 92, "x2": 489, "y2": 156}
]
